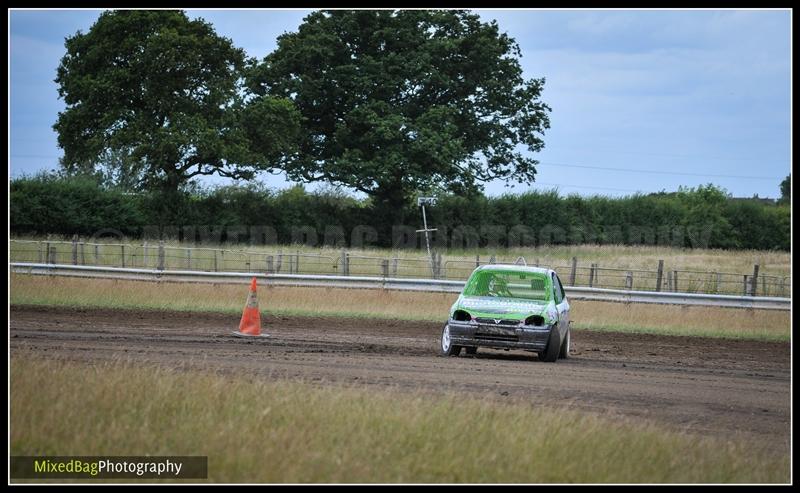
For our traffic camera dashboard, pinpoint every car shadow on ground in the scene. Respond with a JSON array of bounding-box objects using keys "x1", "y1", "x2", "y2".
[{"x1": 460, "y1": 350, "x2": 541, "y2": 362}]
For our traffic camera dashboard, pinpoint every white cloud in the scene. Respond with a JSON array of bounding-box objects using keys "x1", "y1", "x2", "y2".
[{"x1": 9, "y1": 9, "x2": 791, "y2": 197}]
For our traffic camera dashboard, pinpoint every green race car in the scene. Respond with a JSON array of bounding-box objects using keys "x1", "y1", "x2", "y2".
[{"x1": 441, "y1": 264, "x2": 571, "y2": 362}]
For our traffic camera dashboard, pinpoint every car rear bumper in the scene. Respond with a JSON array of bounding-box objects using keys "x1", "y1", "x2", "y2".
[{"x1": 448, "y1": 320, "x2": 554, "y2": 351}]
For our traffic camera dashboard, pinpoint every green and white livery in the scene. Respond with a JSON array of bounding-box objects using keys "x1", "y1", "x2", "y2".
[{"x1": 441, "y1": 264, "x2": 571, "y2": 362}]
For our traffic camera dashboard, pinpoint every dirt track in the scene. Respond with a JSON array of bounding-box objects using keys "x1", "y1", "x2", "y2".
[{"x1": 10, "y1": 305, "x2": 791, "y2": 453}]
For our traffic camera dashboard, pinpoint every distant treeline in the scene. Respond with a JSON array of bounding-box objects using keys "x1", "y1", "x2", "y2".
[{"x1": 10, "y1": 174, "x2": 790, "y2": 251}]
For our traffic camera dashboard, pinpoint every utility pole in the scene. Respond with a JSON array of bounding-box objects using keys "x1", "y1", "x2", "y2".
[{"x1": 416, "y1": 197, "x2": 438, "y2": 278}]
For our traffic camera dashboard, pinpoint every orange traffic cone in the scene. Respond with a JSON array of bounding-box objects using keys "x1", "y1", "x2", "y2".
[{"x1": 232, "y1": 277, "x2": 269, "y2": 337}]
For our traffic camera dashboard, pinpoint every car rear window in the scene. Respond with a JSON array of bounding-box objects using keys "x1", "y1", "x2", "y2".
[{"x1": 463, "y1": 270, "x2": 552, "y2": 301}]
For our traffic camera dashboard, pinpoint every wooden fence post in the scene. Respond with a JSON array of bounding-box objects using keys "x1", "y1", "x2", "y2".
[
  {"x1": 655, "y1": 260, "x2": 664, "y2": 292},
  {"x1": 120, "y1": 245, "x2": 126, "y2": 268},
  {"x1": 588, "y1": 263, "x2": 596, "y2": 287},
  {"x1": 80, "y1": 242, "x2": 85, "y2": 265},
  {"x1": 625, "y1": 271, "x2": 633, "y2": 290},
  {"x1": 569, "y1": 257, "x2": 577, "y2": 286},
  {"x1": 266, "y1": 256, "x2": 274, "y2": 273},
  {"x1": 157, "y1": 241, "x2": 165, "y2": 271},
  {"x1": 71, "y1": 235, "x2": 78, "y2": 265},
  {"x1": 187, "y1": 248, "x2": 192, "y2": 269},
  {"x1": 381, "y1": 259, "x2": 389, "y2": 278},
  {"x1": 392, "y1": 258, "x2": 398, "y2": 277},
  {"x1": 673, "y1": 271, "x2": 678, "y2": 292},
  {"x1": 750, "y1": 264, "x2": 759, "y2": 296},
  {"x1": 475, "y1": 255, "x2": 480, "y2": 268}
]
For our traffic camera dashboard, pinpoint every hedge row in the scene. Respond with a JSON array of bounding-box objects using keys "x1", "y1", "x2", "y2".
[{"x1": 10, "y1": 174, "x2": 790, "y2": 250}]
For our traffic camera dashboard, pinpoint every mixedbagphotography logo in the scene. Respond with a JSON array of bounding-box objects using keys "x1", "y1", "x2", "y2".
[{"x1": 10, "y1": 456, "x2": 207, "y2": 479}]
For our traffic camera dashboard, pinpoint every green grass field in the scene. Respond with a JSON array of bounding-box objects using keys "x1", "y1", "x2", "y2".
[
  {"x1": 10, "y1": 274, "x2": 790, "y2": 341},
  {"x1": 10, "y1": 355, "x2": 789, "y2": 483}
]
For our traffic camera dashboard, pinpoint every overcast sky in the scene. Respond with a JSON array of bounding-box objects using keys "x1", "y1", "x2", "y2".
[{"x1": 8, "y1": 8, "x2": 792, "y2": 198}]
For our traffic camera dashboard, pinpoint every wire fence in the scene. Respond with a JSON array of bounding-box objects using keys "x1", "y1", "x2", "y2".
[{"x1": 9, "y1": 239, "x2": 791, "y2": 297}]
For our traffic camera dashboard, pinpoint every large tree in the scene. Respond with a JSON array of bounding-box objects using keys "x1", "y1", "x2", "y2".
[
  {"x1": 248, "y1": 10, "x2": 551, "y2": 227},
  {"x1": 54, "y1": 10, "x2": 300, "y2": 195}
]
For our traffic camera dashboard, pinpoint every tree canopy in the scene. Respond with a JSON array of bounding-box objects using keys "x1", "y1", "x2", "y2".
[
  {"x1": 54, "y1": 10, "x2": 301, "y2": 193},
  {"x1": 248, "y1": 10, "x2": 551, "y2": 223},
  {"x1": 779, "y1": 174, "x2": 790, "y2": 205}
]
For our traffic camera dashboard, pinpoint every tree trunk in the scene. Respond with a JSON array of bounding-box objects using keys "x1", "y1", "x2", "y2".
[
  {"x1": 371, "y1": 183, "x2": 410, "y2": 248},
  {"x1": 149, "y1": 173, "x2": 186, "y2": 238}
]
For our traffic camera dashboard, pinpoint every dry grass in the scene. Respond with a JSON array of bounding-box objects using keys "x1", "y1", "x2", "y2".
[
  {"x1": 10, "y1": 274, "x2": 789, "y2": 341},
  {"x1": 570, "y1": 302, "x2": 789, "y2": 340},
  {"x1": 11, "y1": 236, "x2": 791, "y2": 277},
  {"x1": 503, "y1": 244, "x2": 791, "y2": 275},
  {"x1": 10, "y1": 355, "x2": 789, "y2": 483}
]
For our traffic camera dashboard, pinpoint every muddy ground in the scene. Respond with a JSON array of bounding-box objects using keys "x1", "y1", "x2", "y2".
[{"x1": 10, "y1": 305, "x2": 791, "y2": 454}]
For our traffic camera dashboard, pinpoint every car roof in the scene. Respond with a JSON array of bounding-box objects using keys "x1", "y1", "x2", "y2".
[{"x1": 473, "y1": 264, "x2": 554, "y2": 276}]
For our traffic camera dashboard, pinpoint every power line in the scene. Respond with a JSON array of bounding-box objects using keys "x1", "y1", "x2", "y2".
[
  {"x1": 538, "y1": 161, "x2": 780, "y2": 180},
  {"x1": 8, "y1": 154, "x2": 782, "y2": 187},
  {"x1": 531, "y1": 182, "x2": 643, "y2": 193},
  {"x1": 9, "y1": 154, "x2": 61, "y2": 159},
  {"x1": 9, "y1": 153, "x2": 784, "y2": 181},
  {"x1": 543, "y1": 147, "x2": 774, "y2": 163}
]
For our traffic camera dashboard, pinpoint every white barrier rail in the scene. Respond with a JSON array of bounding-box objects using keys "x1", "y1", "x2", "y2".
[{"x1": 10, "y1": 263, "x2": 791, "y2": 311}]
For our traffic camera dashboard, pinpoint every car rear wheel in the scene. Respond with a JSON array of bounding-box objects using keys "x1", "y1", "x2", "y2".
[
  {"x1": 558, "y1": 327, "x2": 570, "y2": 359},
  {"x1": 538, "y1": 327, "x2": 560, "y2": 363},
  {"x1": 440, "y1": 323, "x2": 463, "y2": 356}
]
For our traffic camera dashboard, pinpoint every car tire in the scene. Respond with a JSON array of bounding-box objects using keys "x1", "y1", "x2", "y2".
[
  {"x1": 440, "y1": 322, "x2": 463, "y2": 356},
  {"x1": 538, "y1": 327, "x2": 560, "y2": 363},
  {"x1": 558, "y1": 327, "x2": 570, "y2": 359},
  {"x1": 465, "y1": 347, "x2": 478, "y2": 355}
]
